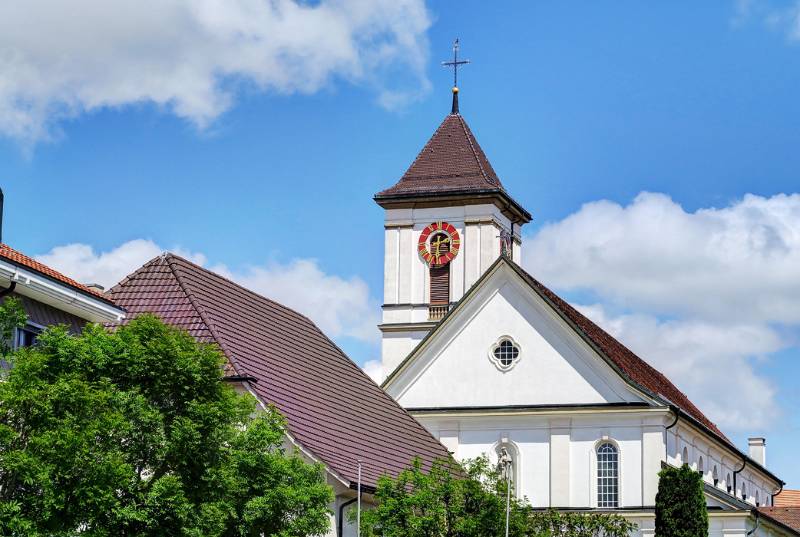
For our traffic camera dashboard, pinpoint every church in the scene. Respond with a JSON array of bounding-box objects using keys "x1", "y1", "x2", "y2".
[{"x1": 373, "y1": 83, "x2": 797, "y2": 536}]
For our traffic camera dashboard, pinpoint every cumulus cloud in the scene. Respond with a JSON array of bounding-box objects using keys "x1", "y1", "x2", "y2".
[
  {"x1": 35, "y1": 239, "x2": 379, "y2": 345},
  {"x1": 523, "y1": 192, "x2": 800, "y2": 431},
  {"x1": 525, "y1": 192, "x2": 800, "y2": 324},
  {"x1": 0, "y1": 0, "x2": 431, "y2": 143},
  {"x1": 35, "y1": 239, "x2": 206, "y2": 289}
]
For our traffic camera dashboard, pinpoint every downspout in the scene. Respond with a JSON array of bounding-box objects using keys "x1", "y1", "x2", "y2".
[
  {"x1": 734, "y1": 459, "x2": 747, "y2": 500},
  {"x1": 771, "y1": 483, "x2": 783, "y2": 507},
  {"x1": 746, "y1": 509, "x2": 760, "y2": 536},
  {"x1": 338, "y1": 497, "x2": 357, "y2": 537},
  {"x1": 0, "y1": 281, "x2": 16, "y2": 298},
  {"x1": 665, "y1": 410, "x2": 679, "y2": 462}
]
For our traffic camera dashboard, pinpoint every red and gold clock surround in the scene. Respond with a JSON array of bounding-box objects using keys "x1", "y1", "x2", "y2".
[{"x1": 418, "y1": 221, "x2": 461, "y2": 267}]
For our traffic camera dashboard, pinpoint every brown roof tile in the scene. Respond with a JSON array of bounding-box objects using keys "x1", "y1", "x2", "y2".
[
  {"x1": 375, "y1": 113, "x2": 531, "y2": 223},
  {"x1": 108, "y1": 254, "x2": 451, "y2": 488},
  {"x1": 0, "y1": 243, "x2": 116, "y2": 306},
  {"x1": 759, "y1": 507, "x2": 800, "y2": 532}
]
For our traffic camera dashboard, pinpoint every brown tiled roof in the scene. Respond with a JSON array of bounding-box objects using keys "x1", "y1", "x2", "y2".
[
  {"x1": 776, "y1": 490, "x2": 800, "y2": 507},
  {"x1": 375, "y1": 113, "x2": 531, "y2": 223},
  {"x1": 378, "y1": 113, "x2": 502, "y2": 196},
  {"x1": 0, "y1": 243, "x2": 116, "y2": 305},
  {"x1": 108, "y1": 254, "x2": 451, "y2": 488},
  {"x1": 759, "y1": 507, "x2": 800, "y2": 532}
]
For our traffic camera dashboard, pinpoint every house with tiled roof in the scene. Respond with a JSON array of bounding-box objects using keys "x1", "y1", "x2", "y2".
[
  {"x1": 0, "y1": 191, "x2": 124, "y2": 351},
  {"x1": 107, "y1": 253, "x2": 452, "y2": 537},
  {"x1": 375, "y1": 86, "x2": 796, "y2": 537}
]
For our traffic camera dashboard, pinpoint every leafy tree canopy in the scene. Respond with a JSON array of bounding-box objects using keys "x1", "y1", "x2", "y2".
[
  {"x1": 359, "y1": 456, "x2": 637, "y2": 537},
  {"x1": 655, "y1": 464, "x2": 708, "y2": 537},
  {"x1": 0, "y1": 308, "x2": 333, "y2": 537}
]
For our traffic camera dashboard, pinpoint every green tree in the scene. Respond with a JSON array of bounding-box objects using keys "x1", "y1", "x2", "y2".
[
  {"x1": 0, "y1": 313, "x2": 333, "y2": 536},
  {"x1": 655, "y1": 464, "x2": 708, "y2": 537},
  {"x1": 359, "y1": 456, "x2": 636, "y2": 537},
  {"x1": 0, "y1": 296, "x2": 26, "y2": 356}
]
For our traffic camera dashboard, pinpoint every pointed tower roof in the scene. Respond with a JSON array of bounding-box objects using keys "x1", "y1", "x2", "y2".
[{"x1": 375, "y1": 107, "x2": 531, "y2": 224}]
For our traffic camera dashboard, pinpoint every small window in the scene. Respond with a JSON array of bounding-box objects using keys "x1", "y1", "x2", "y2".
[
  {"x1": 489, "y1": 337, "x2": 521, "y2": 371},
  {"x1": 726, "y1": 473, "x2": 732, "y2": 494},
  {"x1": 742, "y1": 483, "x2": 747, "y2": 502},
  {"x1": 756, "y1": 490, "x2": 760, "y2": 507},
  {"x1": 698, "y1": 456, "x2": 704, "y2": 475},
  {"x1": 15, "y1": 325, "x2": 40, "y2": 349},
  {"x1": 682, "y1": 447, "x2": 688, "y2": 465},
  {"x1": 712, "y1": 466, "x2": 719, "y2": 487},
  {"x1": 597, "y1": 442, "x2": 619, "y2": 508}
]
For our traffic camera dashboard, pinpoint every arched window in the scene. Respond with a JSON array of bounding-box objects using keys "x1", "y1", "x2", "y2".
[
  {"x1": 712, "y1": 466, "x2": 719, "y2": 487},
  {"x1": 597, "y1": 442, "x2": 619, "y2": 508},
  {"x1": 698, "y1": 456, "x2": 704, "y2": 475},
  {"x1": 682, "y1": 447, "x2": 688, "y2": 466},
  {"x1": 756, "y1": 490, "x2": 760, "y2": 507},
  {"x1": 742, "y1": 483, "x2": 747, "y2": 502},
  {"x1": 726, "y1": 473, "x2": 732, "y2": 494}
]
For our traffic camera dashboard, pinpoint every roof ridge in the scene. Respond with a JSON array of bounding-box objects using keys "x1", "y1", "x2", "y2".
[
  {"x1": 161, "y1": 252, "x2": 337, "y2": 332},
  {"x1": 163, "y1": 254, "x2": 247, "y2": 378},
  {"x1": 455, "y1": 114, "x2": 493, "y2": 187}
]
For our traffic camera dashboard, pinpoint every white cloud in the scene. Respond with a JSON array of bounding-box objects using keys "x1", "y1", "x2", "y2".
[
  {"x1": 362, "y1": 359, "x2": 386, "y2": 384},
  {"x1": 525, "y1": 192, "x2": 800, "y2": 325},
  {"x1": 524, "y1": 192, "x2": 800, "y2": 432},
  {"x1": 0, "y1": 0, "x2": 431, "y2": 144},
  {"x1": 35, "y1": 239, "x2": 379, "y2": 345},
  {"x1": 35, "y1": 239, "x2": 206, "y2": 289}
]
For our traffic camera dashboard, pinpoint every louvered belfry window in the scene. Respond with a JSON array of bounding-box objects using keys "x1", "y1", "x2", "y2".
[{"x1": 429, "y1": 232, "x2": 450, "y2": 305}]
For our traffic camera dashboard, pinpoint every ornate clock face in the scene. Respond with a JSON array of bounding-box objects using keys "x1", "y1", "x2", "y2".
[{"x1": 418, "y1": 221, "x2": 461, "y2": 266}]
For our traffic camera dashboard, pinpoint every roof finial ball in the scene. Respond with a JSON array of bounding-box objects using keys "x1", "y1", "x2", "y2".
[{"x1": 442, "y1": 38, "x2": 469, "y2": 115}]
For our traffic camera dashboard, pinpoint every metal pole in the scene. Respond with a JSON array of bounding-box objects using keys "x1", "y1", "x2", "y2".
[
  {"x1": 505, "y1": 471, "x2": 511, "y2": 537},
  {"x1": 357, "y1": 460, "x2": 362, "y2": 537}
]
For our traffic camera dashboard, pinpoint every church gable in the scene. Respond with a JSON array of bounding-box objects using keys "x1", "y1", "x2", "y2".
[{"x1": 384, "y1": 261, "x2": 651, "y2": 409}]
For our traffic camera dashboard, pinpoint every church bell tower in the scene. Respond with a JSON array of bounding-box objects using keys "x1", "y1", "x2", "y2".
[{"x1": 374, "y1": 41, "x2": 531, "y2": 376}]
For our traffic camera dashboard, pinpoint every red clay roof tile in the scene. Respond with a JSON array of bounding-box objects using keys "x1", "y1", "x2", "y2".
[
  {"x1": 0, "y1": 243, "x2": 116, "y2": 306},
  {"x1": 759, "y1": 506, "x2": 800, "y2": 532}
]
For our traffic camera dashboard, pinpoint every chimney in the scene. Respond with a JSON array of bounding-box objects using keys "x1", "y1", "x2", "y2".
[
  {"x1": 748, "y1": 437, "x2": 766, "y2": 466},
  {"x1": 85, "y1": 283, "x2": 105, "y2": 292}
]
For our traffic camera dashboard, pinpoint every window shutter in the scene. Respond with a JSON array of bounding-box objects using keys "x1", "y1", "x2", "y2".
[{"x1": 429, "y1": 265, "x2": 450, "y2": 304}]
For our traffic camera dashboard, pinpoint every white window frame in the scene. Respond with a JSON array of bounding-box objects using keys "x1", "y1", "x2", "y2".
[
  {"x1": 593, "y1": 439, "x2": 621, "y2": 509},
  {"x1": 488, "y1": 336, "x2": 522, "y2": 372}
]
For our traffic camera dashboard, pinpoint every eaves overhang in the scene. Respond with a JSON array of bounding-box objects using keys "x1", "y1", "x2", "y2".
[
  {"x1": 0, "y1": 259, "x2": 124, "y2": 323},
  {"x1": 374, "y1": 188, "x2": 532, "y2": 225}
]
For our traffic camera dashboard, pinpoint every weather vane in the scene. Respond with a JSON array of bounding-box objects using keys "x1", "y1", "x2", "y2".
[{"x1": 442, "y1": 38, "x2": 470, "y2": 113}]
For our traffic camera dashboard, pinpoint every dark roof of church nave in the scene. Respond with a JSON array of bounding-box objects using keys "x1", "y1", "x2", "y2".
[
  {"x1": 374, "y1": 112, "x2": 531, "y2": 223},
  {"x1": 107, "y1": 254, "x2": 451, "y2": 489}
]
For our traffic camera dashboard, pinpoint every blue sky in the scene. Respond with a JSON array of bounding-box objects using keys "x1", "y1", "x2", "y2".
[{"x1": 3, "y1": 1, "x2": 800, "y2": 487}]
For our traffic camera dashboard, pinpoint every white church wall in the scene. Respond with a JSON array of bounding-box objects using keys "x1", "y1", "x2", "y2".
[
  {"x1": 380, "y1": 329, "x2": 429, "y2": 376},
  {"x1": 389, "y1": 268, "x2": 645, "y2": 408},
  {"x1": 666, "y1": 423, "x2": 780, "y2": 508},
  {"x1": 414, "y1": 410, "x2": 667, "y2": 509}
]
